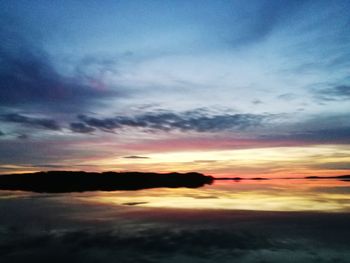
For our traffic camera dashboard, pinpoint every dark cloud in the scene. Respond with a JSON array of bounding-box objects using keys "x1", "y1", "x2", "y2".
[
  {"x1": 77, "y1": 111, "x2": 268, "y2": 133},
  {"x1": 78, "y1": 115, "x2": 121, "y2": 131},
  {"x1": 1, "y1": 113, "x2": 60, "y2": 131},
  {"x1": 0, "y1": 20, "x2": 120, "y2": 113},
  {"x1": 122, "y1": 202, "x2": 148, "y2": 206},
  {"x1": 262, "y1": 126, "x2": 350, "y2": 144},
  {"x1": 70, "y1": 123, "x2": 95, "y2": 134},
  {"x1": 0, "y1": 130, "x2": 4, "y2": 136},
  {"x1": 123, "y1": 156, "x2": 150, "y2": 159},
  {"x1": 31, "y1": 164, "x2": 67, "y2": 169},
  {"x1": 316, "y1": 85, "x2": 350, "y2": 101},
  {"x1": 17, "y1": 134, "x2": 29, "y2": 140},
  {"x1": 308, "y1": 127, "x2": 350, "y2": 143},
  {"x1": 312, "y1": 162, "x2": 350, "y2": 170},
  {"x1": 252, "y1": 99, "x2": 263, "y2": 105}
]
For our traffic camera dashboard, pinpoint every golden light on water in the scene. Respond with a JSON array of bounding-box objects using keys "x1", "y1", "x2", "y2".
[{"x1": 76, "y1": 179, "x2": 350, "y2": 212}]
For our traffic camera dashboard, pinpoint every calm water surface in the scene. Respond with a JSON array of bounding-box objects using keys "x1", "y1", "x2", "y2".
[
  {"x1": 86, "y1": 178, "x2": 350, "y2": 212},
  {"x1": 1, "y1": 179, "x2": 350, "y2": 263}
]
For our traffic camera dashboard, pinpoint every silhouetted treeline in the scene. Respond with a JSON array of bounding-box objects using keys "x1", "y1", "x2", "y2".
[
  {"x1": 305, "y1": 175, "x2": 350, "y2": 179},
  {"x1": 0, "y1": 171, "x2": 214, "y2": 193}
]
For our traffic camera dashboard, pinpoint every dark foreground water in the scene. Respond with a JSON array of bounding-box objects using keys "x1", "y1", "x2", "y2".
[{"x1": 1, "y1": 179, "x2": 350, "y2": 262}]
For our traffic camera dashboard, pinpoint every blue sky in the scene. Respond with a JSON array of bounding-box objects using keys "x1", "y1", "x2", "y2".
[{"x1": 0, "y1": 0, "x2": 349, "y2": 175}]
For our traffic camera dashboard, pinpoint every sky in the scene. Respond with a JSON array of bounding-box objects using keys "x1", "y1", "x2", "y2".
[{"x1": 0, "y1": 0, "x2": 349, "y2": 177}]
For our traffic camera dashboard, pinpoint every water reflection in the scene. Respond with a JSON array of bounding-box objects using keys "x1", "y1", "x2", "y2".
[
  {"x1": 1, "y1": 179, "x2": 350, "y2": 263},
  {"x1": 71, "y1": 179, "x2": 350, "y2": 212}
]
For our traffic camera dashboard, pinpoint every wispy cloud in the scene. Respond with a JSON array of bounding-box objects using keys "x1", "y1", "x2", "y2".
[
  {"x1": 17, "y1": 134, "x2": 29, "y2": 140},
  {"x1": 123, "y1": 156, "x2": 150, "y2": 159},
  {"x1": 0, "y1": 20, "x2": 121, "y2": 113},
  {"x1": 261, "y1": 126, "x2": 350, "y2": 145},
  {"x1": 77, "y1": 110, "x2": 269, "y2": 133},
  {"x1": 70, "y1": 122, "x2": 95, "y2": 134},
  {"x1": 315, "y1": 85, "x2": 350, "y2": 101},
  {"x1": 0, "y1": 113, "x2": 61, "y2": 131}
]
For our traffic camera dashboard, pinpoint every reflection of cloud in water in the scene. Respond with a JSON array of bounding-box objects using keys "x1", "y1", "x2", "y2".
[{"x1": 122, "y1": 202, "x2": 148, "y2": 206}]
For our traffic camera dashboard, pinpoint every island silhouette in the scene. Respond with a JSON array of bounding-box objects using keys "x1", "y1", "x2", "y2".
[
  {"x1": 0, "y1": 171, "x2": 214, "y2": 193},
  {"x1": 0, "y1": 171, "x2": 348, "y2": 193},
  {"x1": 305, "y1": 175, "x2": 350, "y2": 179}
]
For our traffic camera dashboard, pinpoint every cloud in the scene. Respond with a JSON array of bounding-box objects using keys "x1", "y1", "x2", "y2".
[
  {"x1": 0, "y1": 130, "x2": 4, "y2": 136},
  {"x1": 78, "y1": 115, "x2": 121, "y2": 132},
  {"x1": 0, "y1": 113, "x2": 61, "y2": 131},
  {"x1": 77, "y1": 110, "x2": 268, "y2": 133},
  {"x1": 17, "y1": 134, "x2": 29, "y2": 140},
  {"x1": 0, "y1": 19, "x2": 120, "y2": 113},
  {"x1": 316, "y1": 85, "x2": 350, "y2": 101},
  {"x1": 313, "y1": 162, "x2": 350, "y2": 170},
  {"x1": 123, "y1": 156, "x2": 150, "y2": 159},
  {"x1": 252, "y1": 99, "x2": 263, "y2": 105},
  {"x1": 70, "y1": 123, "x2": 95, "y2": 134},
  {"x1": 277, "y1": 93, "x2": 298, "y2": 101},
  {"x1": 261, "y1": 126, "x2": 350, "y2": 144}
]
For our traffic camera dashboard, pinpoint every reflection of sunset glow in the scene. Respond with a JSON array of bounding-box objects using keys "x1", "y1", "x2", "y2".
[
  {"x1": 76, "y1": 179, "x2": 350, "y2": 212},
  {"x1": 83, "y1": 145, "x2": 350, "y2": 178}
]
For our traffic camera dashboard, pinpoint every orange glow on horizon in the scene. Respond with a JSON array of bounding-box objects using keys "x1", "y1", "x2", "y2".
[
  {"x1": 79, "y1": 144, "x2": 350, "y2": 178},
  {"x1": 1, "y1": 144, "x2": 349, "y2": 178}
]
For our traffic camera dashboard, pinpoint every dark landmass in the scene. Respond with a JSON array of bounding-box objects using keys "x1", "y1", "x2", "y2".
[
  {"x1": 0, "y1": 171, "x2": 213, "y2": 193},
  {"x1": 305, "y1": 175, "x2": 350, "y2": 180}
]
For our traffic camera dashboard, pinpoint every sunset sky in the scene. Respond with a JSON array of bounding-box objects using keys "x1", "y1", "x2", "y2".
[{"x1": 0, "y1": 0, "x2": 349, "y2": 177}]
